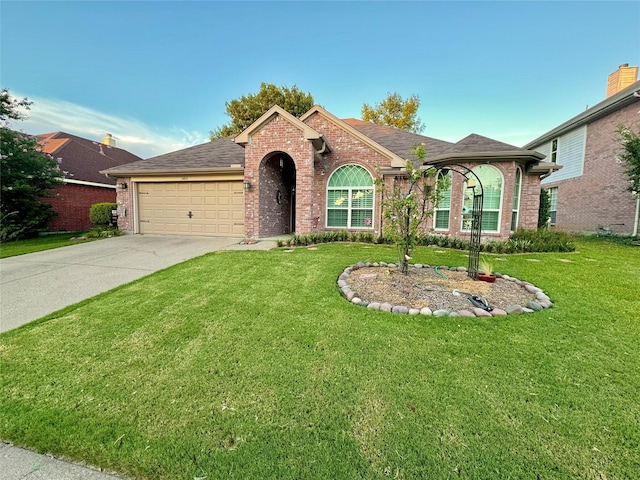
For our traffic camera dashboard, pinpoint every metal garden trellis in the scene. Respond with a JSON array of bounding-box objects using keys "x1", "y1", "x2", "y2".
[{"x1": 422, "y1": 163, "x2": 484, "y2": 280}]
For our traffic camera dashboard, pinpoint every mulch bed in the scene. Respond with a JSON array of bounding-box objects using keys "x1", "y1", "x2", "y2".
[{"x1": 345, "y1": 266, "x2": 540, "y2": 312}]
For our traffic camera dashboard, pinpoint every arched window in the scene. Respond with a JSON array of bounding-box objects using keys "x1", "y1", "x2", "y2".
[
  {"x1": 511, "y1": 167, "x2": 522, "y2": 231},
  {"x1": 434, "y1": 169, "x2": 451, "y2": 230},
  {"x1": 462, "y1": 165, "x2": 503, "y2": 232},
  {"x1": 327, "y1": 164, "x2": 374, "y2": 229}
]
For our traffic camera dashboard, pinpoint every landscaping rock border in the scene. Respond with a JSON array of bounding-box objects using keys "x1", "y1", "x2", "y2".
[{"x1": 337, "y1": 262, "x2": 554, "y2": 317}]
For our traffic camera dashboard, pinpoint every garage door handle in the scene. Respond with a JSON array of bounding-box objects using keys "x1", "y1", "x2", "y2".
[{"x1": 187, "y1": 211, "x2": 193, "y2": 218}]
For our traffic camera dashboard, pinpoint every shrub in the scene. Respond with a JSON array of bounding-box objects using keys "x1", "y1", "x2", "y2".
[
  {"x1": 89, "y1": 203, "x2": 117, "y2": 227},
  {"x1": 85, "y1": 226, "x2": 123, "y2": 238}
]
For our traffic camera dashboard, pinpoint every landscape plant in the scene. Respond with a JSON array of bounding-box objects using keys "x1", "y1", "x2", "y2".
[
  {"x1": 1, "y1": 89, "x2": 63, "y2": 240},
  {"x1": 0, "y1": 238, "x2": 638, "y2": 479},
  {"x1": 376, "y1": 145, "x2": 443, "y2": 274},
  {"x1": 89, "y1": 202, "x2": 117, "y2": 227}
]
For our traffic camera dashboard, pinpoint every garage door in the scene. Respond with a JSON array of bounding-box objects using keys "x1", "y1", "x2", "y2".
[{"x1": 137, "y1": 182, "x2": 244, "y2": 236}]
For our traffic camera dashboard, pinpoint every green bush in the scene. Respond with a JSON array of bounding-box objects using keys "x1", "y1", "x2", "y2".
[
  {"x1": 282, "y1": 227, "x2": 575, "y2": 253},
  {"x1": 89, "y1": 203, "x2": 117, "y2": 227},
  {"x1": 85, "y1": 226, "x2": 123, "y2": 238}
]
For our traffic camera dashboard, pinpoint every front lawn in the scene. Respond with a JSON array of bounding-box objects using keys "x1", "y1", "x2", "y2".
[
  {"x1": 0, "y1": 232, "x2": 92, "y2": 258},
  {"x1": 1, "y1": 239, "x2": 638, "y2": 479}
]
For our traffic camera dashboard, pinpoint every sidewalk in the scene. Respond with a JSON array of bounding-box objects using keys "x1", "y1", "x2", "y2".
[{"x1": 1, "y1": 442, "x2": 128, "y2": 480}]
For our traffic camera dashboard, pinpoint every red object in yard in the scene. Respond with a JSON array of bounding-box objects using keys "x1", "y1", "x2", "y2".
[{"x1": 477, "y1": 274, "x2": 496, "y2": 283}]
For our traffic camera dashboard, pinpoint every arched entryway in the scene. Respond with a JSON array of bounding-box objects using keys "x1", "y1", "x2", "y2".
[{"x1": 259, "y1": 152, "x2": 296, "y2": 236}]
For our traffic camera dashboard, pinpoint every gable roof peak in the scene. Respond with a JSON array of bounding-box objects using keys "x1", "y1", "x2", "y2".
[{"x1": 234, "y1": 104, "x2": 324, "y2": 147}]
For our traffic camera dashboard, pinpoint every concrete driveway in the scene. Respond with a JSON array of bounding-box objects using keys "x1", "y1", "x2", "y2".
[{"x1": 0, "y1": 235, "x2": 275, "y2": 333}]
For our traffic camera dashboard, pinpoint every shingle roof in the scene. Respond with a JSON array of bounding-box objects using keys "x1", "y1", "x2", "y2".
[
  {"x1": 101, "y1": 137, "x2": 245, "y2": 176},
  {"x1": 346, "y1": 121, "x2": 454, "y2": 159},
  {"x1": 36, "y1": 132, "x2": 142, "y2": 185},
  {"x1": 441, "y1": 133, "x2": 522, "y2": 155},
  {"x1": 102, "y1": 110, "x2": 547, "y2": 177},
  {"x1": 524, "y1": 80, "x2": 640, "y2": 149}
]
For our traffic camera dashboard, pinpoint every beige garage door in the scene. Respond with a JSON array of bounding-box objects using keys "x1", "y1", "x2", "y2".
[{"x1": 138, "y1": 182, "x2": 244, "y2": 236}]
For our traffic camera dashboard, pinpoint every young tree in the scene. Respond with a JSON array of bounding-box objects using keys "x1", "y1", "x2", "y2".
[
  {"x1": 1, "y1": 89, "x2": 63, "y2": 240},
  {"x1": 376, "y1": 145, "x2": 443, "y2": 275},
  {"x1": 362, "y1": 92, "x2": 424, "y2": 133},
  {"x1": 617, "y1": 125, "x2": 640, "y2": 195},
  {"x1": 210, "y1": 83, "x2": 314, "y2": 139}
]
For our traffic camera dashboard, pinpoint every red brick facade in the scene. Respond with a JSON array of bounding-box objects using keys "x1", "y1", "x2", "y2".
[
  {"x1": 241, "y1": 110, "x2": 541, "y2": 240},
  {"x1": 542, "y1": 102, "x2": 639, "y2": 234},
  {"x1": 41, "y1": 183, "x2": 116, "y2": 232},
  {"x1": 113, "y1": 107, "x2": 547, "y2": 240}
]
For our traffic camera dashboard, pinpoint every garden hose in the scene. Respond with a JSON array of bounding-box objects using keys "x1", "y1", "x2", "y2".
[{"x1": 434, "y1": 266, "x2": 449, "y2": 280}]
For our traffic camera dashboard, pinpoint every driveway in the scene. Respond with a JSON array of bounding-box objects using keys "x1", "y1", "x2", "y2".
[{"x1": 0, "y1": 235, "x2": 275, "y2": 333}]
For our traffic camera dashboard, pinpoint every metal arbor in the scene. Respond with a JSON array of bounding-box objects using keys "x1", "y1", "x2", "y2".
[{"x1": 423, "y1": 163, "x2": 484, "y2": 280}]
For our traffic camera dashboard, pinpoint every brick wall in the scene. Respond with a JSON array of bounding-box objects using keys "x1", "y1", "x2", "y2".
[
  {"x1": 115, "y1": 178, "x2": 134, "y2": 232},
  {"x1": 42, "y1": 183, "x2": 116, "y2": 232},
  {"x1": 304, "y1": 113, "x2": 392, "y2": 236},
  {"x1": 243, "y1": 115, "x2": 315, "y2": 238},
  {"x1": 544, "y1": 101, "x2": 639, "y2": 234}
]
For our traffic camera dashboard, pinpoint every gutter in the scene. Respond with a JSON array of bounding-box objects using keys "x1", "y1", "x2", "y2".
[
  {"x1": 100, "y1": 166, "x2": 245, "y2": 178},
  {"x1": 524, "y1": 83, "x2": 640, "y2": 149}
]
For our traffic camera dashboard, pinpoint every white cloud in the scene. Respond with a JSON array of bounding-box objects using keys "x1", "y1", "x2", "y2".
[{"x1": 10, "y1": 93, "x2": 206, "y2": 158}]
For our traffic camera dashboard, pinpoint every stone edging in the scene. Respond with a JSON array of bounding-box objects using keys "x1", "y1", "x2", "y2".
[{"x1": 337, "y1": 262, "x2": 554, "y2": 317}]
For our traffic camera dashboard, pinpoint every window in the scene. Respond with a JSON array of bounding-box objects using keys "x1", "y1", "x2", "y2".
[
  {"x1": 551, "y1": 138, "x2": 558, "y2": 163},
  {"x1": 548, "y1": 186, "x2": 558, "y2": 225},
  {"x1": 511, "y1": 167, "x2": 522, "y2": 231},
  {"x1": 461, "y1": 165, "x2": 503, "y2": 232},
  {"x1": 327, "y1": 164, "x2": 374, "y2": 229},
  {"x1": 434, "y1": 169, "x2": 451, "y2": 230}
]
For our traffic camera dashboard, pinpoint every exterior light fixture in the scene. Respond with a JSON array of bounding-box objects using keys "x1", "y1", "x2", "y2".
[
  {"x1": 119, "y1": 182, "x2": 128, "y2": 190},
  {"x1": 243, "y1": 180, "x2": 252, "y2": 190}
]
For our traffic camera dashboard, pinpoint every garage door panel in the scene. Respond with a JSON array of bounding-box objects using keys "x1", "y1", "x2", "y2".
[{"x1": 138, "y1": 182, "x2": 244, "y2": 236}]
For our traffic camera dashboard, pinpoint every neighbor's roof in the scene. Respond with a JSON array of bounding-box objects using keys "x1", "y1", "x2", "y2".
[
  {"x1": 37, "y1": 132, "x2": 142, "y2": 185},
  {"x1": 524, "y1": 80, "x2": 640, "y2": 149},
  {"x1": 101, "y1": 137, "x2": 245, "y2": 176}
]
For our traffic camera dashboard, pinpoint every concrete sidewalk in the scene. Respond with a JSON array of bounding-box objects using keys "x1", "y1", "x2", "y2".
[
  {"x1": 1, "y1": 442, "x2": 128, "y2": 480},
  {"x1": 0, "y1": 234, "x2": 275, "y2": 333}
]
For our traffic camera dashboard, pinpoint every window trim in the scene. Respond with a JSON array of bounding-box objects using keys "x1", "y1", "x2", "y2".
[
  {"x1": 434, "y1": 169, "x2": 451, "y2": 231},
  {"x1": 461, "y1": 165, "x2": 504, "y2": 233},
  {"x1": 548, "y1": 186, "x2": 558, "y2": 225},
  {"x1": 511, "y1": 167, "x2": 522, "y2": 232},
  {"x1": 326, "y1": 164, "x2": 375, "y2": 230},
  {"x1": 551, "y1": 138, "x2": 558, "y2": 163}
]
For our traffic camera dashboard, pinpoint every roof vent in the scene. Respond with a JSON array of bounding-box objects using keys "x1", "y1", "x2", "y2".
[
  {"x1": 606, "y1": 64, "x2": 638, "y2": 98},
  {"x1": 102, "y1": 133, "x2": 116, "y2": 147}
]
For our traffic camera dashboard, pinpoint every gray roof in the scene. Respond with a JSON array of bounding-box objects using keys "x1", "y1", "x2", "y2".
[
  {"x1": 524, "y1": 80, "x2": 640, "y2": 149},
  {"x1": 101, "y1": 137, "x2": 244, "y2": 176},
  {"x1": 441, "y1": 133, "x2": 522, "y2": 155},
  {"x1": 350, "y1": 122, "x2": 454, "y2": 159}
]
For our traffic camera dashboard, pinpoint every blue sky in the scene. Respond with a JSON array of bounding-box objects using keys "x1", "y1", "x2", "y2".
[{"x1": 2, "y1": 1, "x2": 639, "y2": 158}]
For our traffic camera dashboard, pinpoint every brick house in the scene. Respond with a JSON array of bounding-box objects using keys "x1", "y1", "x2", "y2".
[
  {"x1": 37, "y1": 132, "x2": 142, "y2": 231},
  {"x1": 524, "y1": 64, "x2": 640, "y2": 236},
  {"x1": 103, "y1": 105, "x2": 558, "y2": 241}
]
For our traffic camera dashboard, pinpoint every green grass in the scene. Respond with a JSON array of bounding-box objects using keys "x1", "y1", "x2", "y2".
[
  {"x1": 0, "y1": 232, "x2": 93, "y2": 258},
  {"x1": 1, "y1": 239, "x2": 639, "y2": 479}
]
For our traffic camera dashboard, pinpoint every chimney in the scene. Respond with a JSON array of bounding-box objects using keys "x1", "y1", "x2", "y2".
[
  {"x1": 606, "y1": 63, "x2": 638, "y2": 98},
  {"x1": 102, "y1": 133, "x2": 116, "y2": 147}
]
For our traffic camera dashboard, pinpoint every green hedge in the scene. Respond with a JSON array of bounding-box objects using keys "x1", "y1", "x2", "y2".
[
  {"x1": 89, "y1": 203, "x2": 117, "y2": 227},
  {"x1": 280, "y1": 227, "x2": 575, "y2": 253}
]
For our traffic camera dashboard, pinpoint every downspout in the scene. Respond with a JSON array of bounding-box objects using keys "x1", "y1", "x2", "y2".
[{"x1": 633, "y1": 193, "x2": 639, "y2": 237}]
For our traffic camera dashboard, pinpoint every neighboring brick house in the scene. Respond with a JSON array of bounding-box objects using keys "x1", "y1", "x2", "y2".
[
  {"x1": 524, "y1": 64, "x2": 640, "y2": 236},
  {"x1": 37, "y1": 132, "x2": 142, "y2": 231},
  {"x1": 103, "y1": 105, "x2": 558, "y2": 241}
]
